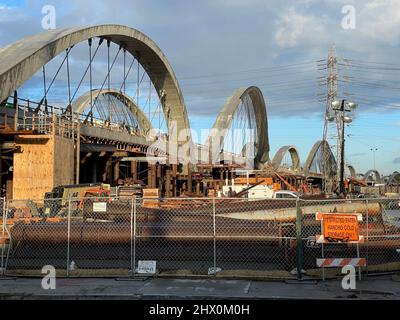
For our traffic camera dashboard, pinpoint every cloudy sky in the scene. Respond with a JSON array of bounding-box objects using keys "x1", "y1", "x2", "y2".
[{"x1": 1, "y1": 0, "x2": 400, "y2": 174}]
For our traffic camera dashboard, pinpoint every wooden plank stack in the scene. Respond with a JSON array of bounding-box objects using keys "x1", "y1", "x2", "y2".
[
  {"x1": 142, "y1": 189, "x2": 160, "y2": 208},
  {"x1": 208, "y1": 189, "x2": 217, "y2": 198},
  {"x1": 235, "y1": 177, "x2": 274, "y2": 185},
  {"x1": 118, "y1": 185, "x2": 143, "y2": 198}
]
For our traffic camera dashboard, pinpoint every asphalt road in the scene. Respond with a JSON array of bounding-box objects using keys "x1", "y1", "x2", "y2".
[{"x1": 0, "y1": 275, "x2": 399, "y2": 300}]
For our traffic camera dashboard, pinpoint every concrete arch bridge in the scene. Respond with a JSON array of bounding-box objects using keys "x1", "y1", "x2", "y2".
[{"x1": 0, "y1": 24, "x2": 373, "y2": 199}]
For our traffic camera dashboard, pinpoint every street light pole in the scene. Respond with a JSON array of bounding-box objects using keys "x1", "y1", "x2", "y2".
[
  {"x1": 340, "y1": 100, "x2": 346, "y2": 196},
  {"x1": 332, "y1": 99, "x2": 357, "y2": 197},
  {"x1": 370, "y1": 148, "x2": 378, "y2": 170}
]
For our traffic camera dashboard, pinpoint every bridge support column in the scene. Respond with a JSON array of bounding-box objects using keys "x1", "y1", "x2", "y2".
[
  {"x1": 165, "y1": 166, "x2": 171, "y2": 197},
  {"x1": 172, "y1": 164, "x2": 177, "y2": 197},
  {"x1": 92, "y1": 161, "x2": 98, "y2": 183},
  {"x1": 104, "y1": 155, "x2": 113, "y2": 184},
  {"x1": 152, "y1": 165, "x2": 157, "y2": 188},
  {"x1": 196, "y1": 181, "x2": 201, "y2": 196},
  {"x1": 187, "y1": 166, "x2": 193, "y2": 193},
  {"x1": 147, "y1": 164, "x2": 157, "y2": 188},
  {"x1": 157, "y1": 164, "x2": 162, "y2": 189},
  {"x1": 114, "y1": 161, "x2": 120, "y2": 185},
  {"x1": 131, "y1": 161, "x2": 137, "y2": 181},
  {"x1": 147, "y1": 165, "x2": 152, "y2": 188}
]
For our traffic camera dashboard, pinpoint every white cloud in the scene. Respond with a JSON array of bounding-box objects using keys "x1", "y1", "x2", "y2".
[
  {"x1": 0, "y1": 5, "x2": 24, "y2": 22},
  {"x1": 274, "y1": 7, "x2": 325, "y2": 48},
  {"x1": 357, "y1": 0, "x2": 400, "y2": 45}
]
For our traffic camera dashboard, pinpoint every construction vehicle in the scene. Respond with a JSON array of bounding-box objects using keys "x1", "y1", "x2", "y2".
[
  {"x1": 221, "y1": 181, "x2": 299, "y2": 199},
  {"x1": 220, "y1": 170, "x2": 300, "y2": 200},
  {"x1": 44, "y1": 183, "x2": 111, "y2": 217},
  {"x1": 78, "y1": 187, "x2": 113, "y2": 210}
]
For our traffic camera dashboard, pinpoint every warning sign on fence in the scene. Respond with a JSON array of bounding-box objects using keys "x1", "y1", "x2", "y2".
[
  {"x1": 316, "y1": 213, "x2": 363, "y2": 243},
  {"x1": 315, "y1": 212, "x2": 366, "y2": 280},
  {"x1": 93, "y1": 202, "x2": 107, "y2": 213},
  {"x1": 137, "y1": 261, "x2": 157, "y2": 274},
  {"x1": 323, "y1": 214, "x2": 359, "y2": 242}
]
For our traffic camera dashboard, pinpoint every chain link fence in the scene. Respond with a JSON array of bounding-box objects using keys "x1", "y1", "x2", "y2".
[
  {"x1": 214, "y1": 198, "x2": 297, "y2": 277},
  {"x1": 0, "y1": 197, "x2": 399, "y2": 279},
  {"x1": 299, "y1": 198, "x2": 400, "y2": 279}
]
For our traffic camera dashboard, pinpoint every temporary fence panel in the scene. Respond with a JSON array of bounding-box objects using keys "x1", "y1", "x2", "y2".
[
  {"x1": 299, "y1": 198, "x2": 400, "y2": 279},
  {"x1": 5, "y1": 198, "x2": 67, "y2": 275},
  {"x1": 67, "y1": 197, "x2": 132, "y2": 276},
  {"x1": 364, "y1": 198, "x2": 400, "y2": 272},
  {"x1": 135, "y1": 198, "x2": 214, "y2": 276},
  {"x1": 0, "y1": 197, "x2": 399, "y2": 279},
  {"x1": 214, "y1": 198, "x2": 298, "y2": 276}
]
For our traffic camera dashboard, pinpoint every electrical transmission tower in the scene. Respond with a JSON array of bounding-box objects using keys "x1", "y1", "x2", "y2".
[{"x1": 320, "y1": 46, "x2": 340, "y2": 193}]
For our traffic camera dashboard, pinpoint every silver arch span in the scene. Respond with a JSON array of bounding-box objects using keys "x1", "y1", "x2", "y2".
[
  {"x1": 364, "y1": 170, "x2": 382, "y2": 183},
  {"x1": 0, "y1": 24, "x2": 190, "y2": 141},
  {"x1": 271, "y1": 145, "x2": 301, "y2": 172},
  {"x1": 304, "y1": 140, "x2": 337, "y2": 177},
  {"x1": 207, "y1": 86, "x2": 269, "y2": 167},
  {"x1": 347, "y1": 165, "x2": 356, "y2": 178},
  {"x1": 72, "y1": 89, "x2": 152, "y2": 133},
  {"x1": 387, "y1": 171, "x2": 400, "y2": 186}
]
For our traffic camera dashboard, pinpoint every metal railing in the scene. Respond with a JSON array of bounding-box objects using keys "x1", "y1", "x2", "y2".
[
  {"x1": 0, "y1": 197, "x2": 399, "y2": 279},
  {"x1": 0, "y1": 97, "x2": 148, "y2": 139}
]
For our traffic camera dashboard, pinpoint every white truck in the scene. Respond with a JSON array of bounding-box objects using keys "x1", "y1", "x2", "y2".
[{"x1": 221, "y1": 184, "x2": 299, "y2": 199}]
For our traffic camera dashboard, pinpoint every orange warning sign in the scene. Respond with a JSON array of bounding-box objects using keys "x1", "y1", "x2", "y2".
[{"x1": 322, "y1": 214, "x2": 360, "y2": 242}]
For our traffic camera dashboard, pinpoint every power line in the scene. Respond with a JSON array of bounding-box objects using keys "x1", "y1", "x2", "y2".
[
  {"x1": 342, "y1": 58, "x2": 400, "y2": 68},
  {"x1": 177, "y1": 61, "x2": 320, "y2": 80}
]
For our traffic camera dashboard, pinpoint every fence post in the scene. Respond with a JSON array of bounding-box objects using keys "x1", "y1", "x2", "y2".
[
  {"x1": 295, "y1": 199, "x2": 303, "y2": 280},
  {"x1": 1, "y1": 197, "x2": 6, "y2": 276},
  {"x1": 365, "y1": 199, "x2": 369, "y2": 276},
  {"x1": 66, "y1": 197, "x2": 71, "y2": 277},
  {"x1": 23, "y1": 103, "x2": 26, "y2": 129},
  {"x1": 130, "y1": 196, "x2": 136, "y2": 277},
  {"x1": 213, "y1": 198, "x2": 216, "y2": 277}
]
